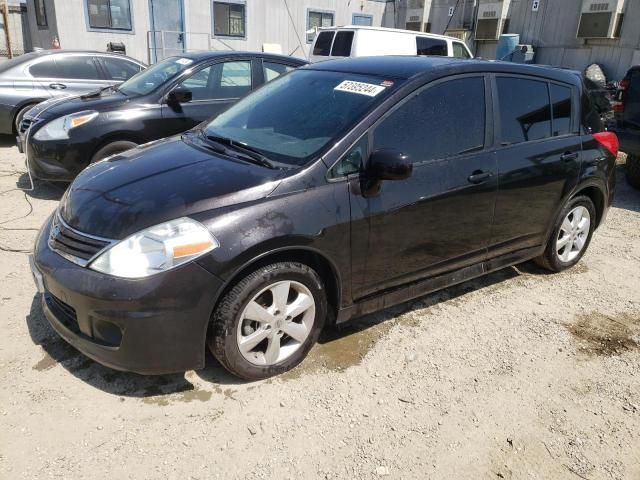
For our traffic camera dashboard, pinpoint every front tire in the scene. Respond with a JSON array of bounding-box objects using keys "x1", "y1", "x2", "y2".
[
  {"x1": 90, "y1": 140, "x2": 138, "y2": 163},
  {"x1": 626, "y1": 154, "x2": 640, "y2": 190},
  {"x1": 535, "y1": 195, "x2": 596, "y2": 272},
  {"x1": 208, "y1": 262, "x2": 327, "y2": 380}
]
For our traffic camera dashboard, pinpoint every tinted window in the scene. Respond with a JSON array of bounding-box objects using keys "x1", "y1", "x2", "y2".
[
  {"x1": 331, "y1": 31, "x2": 354, "y2": 57},
  {"x1": 313, "y1": 31, "x2": 334, "y2": 56},
  {"x1": 497, "y1": 77, "x2": 551, "y2": 144},
  {"x1": 263, "y1": 61, "x2": 294, "y2": 83},
  {"x1": 87, "y1": 0, "x2": 132, "y2": 30},
  {"x1": 55, "y1": 56, "x2": 101, "y2": 80},
  {"x1": 179, "y1": 61, "x2": 251, "y2": 101},
  {"x1": 374, "y1": 77, "x2": 485, "y2": 163},
  {"x1": 452, "y1": 42, "x2": 470, "y2": 58},
  {"x1": 550, "y1": 84, "x2": 572, "y2": 136},
  {"x1": 29, "y1": 59, "x2": 60, "y2": 78},
  {"x1": 102, "y1": 57, "x2": 141, "y2": 81},
  {"x1": 416, "y1": 37, "x2": 447, "y2": 56}
]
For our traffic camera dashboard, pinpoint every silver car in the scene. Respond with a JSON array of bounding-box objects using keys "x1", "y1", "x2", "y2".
[{"x1": 0, "y1": 50, "x2": 145, "y2": 135}]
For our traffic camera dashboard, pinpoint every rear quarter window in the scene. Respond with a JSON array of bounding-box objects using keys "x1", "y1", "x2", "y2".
[
  {"x1": 416, "y1": 37, "x2": 448, "y2": 56},
  {"x1": 313, "y1": 31, "x2": 335, "y2": 56}
]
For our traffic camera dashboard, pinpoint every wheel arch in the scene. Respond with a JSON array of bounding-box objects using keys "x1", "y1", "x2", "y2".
[
  {"x1": 201, "y1": 246, "x2": 343, "y2": 358},
  {"x1": 572, "y1": 183, "x2": 606, "y2": 228}
]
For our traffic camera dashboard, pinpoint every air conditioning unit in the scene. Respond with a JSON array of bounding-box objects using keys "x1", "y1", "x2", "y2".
[
  {"x1": 475, "y1": 1, "x2": 511, "y2": 41},
  {"x1": 445, "y1": 29, "x2": 473, "y2": 43},
  {"x1": 577, "y1": 0, "x2": 626, "y2": 39}
]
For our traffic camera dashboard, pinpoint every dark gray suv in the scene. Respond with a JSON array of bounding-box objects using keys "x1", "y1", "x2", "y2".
[{"x1": 0, "y1": 50, "x2": 145, "y2": 135}]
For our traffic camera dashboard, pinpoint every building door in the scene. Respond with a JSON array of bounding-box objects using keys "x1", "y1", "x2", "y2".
[{"x1": 148, "y1": 0, "x2": 185, "y2": 63}]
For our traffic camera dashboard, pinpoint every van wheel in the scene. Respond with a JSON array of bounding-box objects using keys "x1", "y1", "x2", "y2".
[
  {"x1": 90, "y1": 141, "x2": 137, "y2": 163},
  {"x1": 14, "y1": 103, "x2": 35, "y2": 134},
  {"x1": 535, "y1": 195, "x2": 596, "y2": 272},
  {"x1": 626, "y1": 154, "x2": 640, "y2": 190},
  {"x1": 208, "y1": 262, "x2": 327, "y2": 380}
]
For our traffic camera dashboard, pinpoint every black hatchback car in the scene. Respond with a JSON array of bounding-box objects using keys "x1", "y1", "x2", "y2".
[
  {"x1": 19, "y1": 51, "x2": 306, "y2": 181},
  {"x1": 31, "y1": 57, "x2": 617, "y2": 380}
]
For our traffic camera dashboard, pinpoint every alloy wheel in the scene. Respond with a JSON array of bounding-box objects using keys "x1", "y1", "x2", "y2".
[
  {"x1": 236, "y1": 280, "x2": 316, "y2": 366},
  {"x1": 556, "y1": 205, "x2": 591, "y2": 263}
]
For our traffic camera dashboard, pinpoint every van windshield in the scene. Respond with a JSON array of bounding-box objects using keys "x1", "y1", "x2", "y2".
[
  {"x1": 204, "y1": 70, "x2": 401, "y2": 166},
  {"x1": 118, "y1": 57, "x2": 194, "y2": 96}
]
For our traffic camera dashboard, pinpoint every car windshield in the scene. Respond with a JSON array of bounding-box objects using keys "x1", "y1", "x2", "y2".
[
  {"x1": 204, "y1": 69, "x2": 401, "y2": 166},
  {"x1": 118, "y1": 56, "x2": 195, "y2": 96}
]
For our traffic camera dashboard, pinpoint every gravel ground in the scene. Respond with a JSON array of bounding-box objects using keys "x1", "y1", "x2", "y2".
[{"x1": 0, "y1": 138, "x2": 639, "y2": 479}]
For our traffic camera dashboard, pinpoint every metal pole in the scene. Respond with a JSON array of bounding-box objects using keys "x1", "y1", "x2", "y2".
[{"x1": 3, "y1": 0, "x2": 12, "y2": 59}]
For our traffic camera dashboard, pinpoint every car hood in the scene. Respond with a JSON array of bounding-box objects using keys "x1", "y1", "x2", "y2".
[
  {"x1": 27, "y1": 88, "x2": 131, "y2": 120},
  {"x1": 59, "y1": 135, "x2": 287, "y2": 239}
]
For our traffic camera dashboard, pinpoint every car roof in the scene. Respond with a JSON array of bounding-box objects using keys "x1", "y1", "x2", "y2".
[
  {"x1": 318, "y1": 25, "x2": 460, "y2": 42},
  {"x1": 304, "y1": 56, "x2": 582, "y2": 85},
  {"x1": 165, "y1": 50, "x2": 307, "y2": 64}
]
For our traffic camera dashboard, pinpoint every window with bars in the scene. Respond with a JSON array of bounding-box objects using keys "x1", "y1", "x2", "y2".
[
  {"x1": 213, "y1": 1, "x2": 246, "y2": 37},
  {"x1": 307, "y1": 11, "x2": 334, "y2": 43}
]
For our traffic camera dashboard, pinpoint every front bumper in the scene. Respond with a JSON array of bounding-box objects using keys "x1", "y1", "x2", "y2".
[
  {"x1": 25, "y1": 131, "x2": 95, "y2": 182},
  {"x1": 31, "y1": 216, "x2": 224, "y2": 374}
]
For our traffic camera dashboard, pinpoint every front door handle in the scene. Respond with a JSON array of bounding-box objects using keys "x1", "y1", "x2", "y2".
[
  {"x1": 49, "y1": 83, "x2": 67, "y2": 90},
  {"x1": 560, "y1": 151, "x2": 579, "y2": 162},
  {"x1": 467, "y1": 171, "x2": 492, "y2": 184}
]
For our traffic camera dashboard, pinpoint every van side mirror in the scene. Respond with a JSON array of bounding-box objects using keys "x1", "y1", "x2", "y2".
[
  {"x1": 167, "y1": 87, "x2": 192, "y2": 104},
  {"x1": 368, "y1": 149, "x2": 412, "y2": 180}
]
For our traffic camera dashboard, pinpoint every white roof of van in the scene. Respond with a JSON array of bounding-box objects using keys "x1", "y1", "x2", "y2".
[{"x1": 317, "y1": 25, "x2": 459, "y2": 41}]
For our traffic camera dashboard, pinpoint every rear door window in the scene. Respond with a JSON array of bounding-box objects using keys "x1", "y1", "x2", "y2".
[
  {"x1": 313, "y1": 31, "x2": 335, "y2": 56},
  {"x1": 331, "y1": 31, "x2": 354, "y2": 57},
  {"x1": 416, "y1": 37, "x2": 448, "y2": 56},
  {"x1": 373, "y1": 76, "x2": 485, "y2": 163},
  {"x1": 29, "y1": 59, "x2": 60, "y2": 78},
  {"x1": 550, "y1": 84, "x2": 572, "y2": 136},
  {"x1": 55, "y1": 56, "x2": 101, "y2": 80},
  {"x1": 496, "y1": 77, "x2": 551, "y2": 145}
]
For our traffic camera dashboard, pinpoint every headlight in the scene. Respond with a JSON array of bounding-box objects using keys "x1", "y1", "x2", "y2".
[
  {"x1": 89, "y1": 218, "x2": 218, "y2": 278},
  {"x1": 33, "y1": 111, "x2": 99, "y2": 141}
]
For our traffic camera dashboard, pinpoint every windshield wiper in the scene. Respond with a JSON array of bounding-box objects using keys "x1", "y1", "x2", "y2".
[
  {"x1": 80, "y1": 85, "x2": 116, "y2": 99},
  {"x1": 205, "y1": 133, "x2": 276, "y2": 169}
]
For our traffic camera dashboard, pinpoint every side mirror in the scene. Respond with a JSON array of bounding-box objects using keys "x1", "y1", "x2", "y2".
[
  {"x1": 367, "y1": 149, "x2": 412, "y2": 181},
  {"x1": 167, "y1": 87, "x2": 192, "y2": 104}
]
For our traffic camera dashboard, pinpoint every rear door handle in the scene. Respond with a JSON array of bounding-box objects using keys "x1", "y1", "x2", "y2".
[
  {"x1": 560, "y1": 152, "x2": 579, "y2": 162},
  {"x1": 49, "y1": 83, "x2": 67, "y2": 90},
  {"x1": 467, "y1": 171, "x2": 492, "y2": 184}
]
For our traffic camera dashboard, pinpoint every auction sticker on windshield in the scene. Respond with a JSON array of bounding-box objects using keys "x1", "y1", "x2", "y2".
[{"x1": 334, "y1": 80, "x2": 386, "y2": 97}]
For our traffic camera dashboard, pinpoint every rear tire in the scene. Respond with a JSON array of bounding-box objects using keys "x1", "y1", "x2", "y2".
[
  {"x1": 90, "y1": 140, "x2": 137, "y2": 163},
  {"x1": 626, "y1": 154, "x2": 640, "y2": 190},
  {"x1": 535, "y1": 195, "x2": 596, "y2": 272},
  {"x1": 208, "y1": 262, "x2": 327, "y2": 380}
]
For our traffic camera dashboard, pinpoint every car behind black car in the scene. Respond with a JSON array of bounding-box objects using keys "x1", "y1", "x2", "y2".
[
  {"x1": 611, "y1": 64, "x2": 640, "y2": 188},
  {"x1": 20, "y1": 51, "x2": 306, "y2": 181},
  {"x1": 31, "y1": 56, "x2": 617, "y2": 380}
]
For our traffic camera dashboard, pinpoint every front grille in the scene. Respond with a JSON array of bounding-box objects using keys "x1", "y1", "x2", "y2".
[
  {"x1": 45, "y1": 292, "x2": 80, "y2": 335},
  {"x1": 48, "y1": 214, "x2": 112, "y2": 265},
  {"x1": 19, "y1": 117, "x2": 41, "y2": 135}
]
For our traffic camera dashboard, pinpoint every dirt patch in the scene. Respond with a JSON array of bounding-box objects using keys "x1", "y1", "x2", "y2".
[
  {"x1": 142, "y1": 384, "x2": 214, "y2": 406},
  {"x1": 568, "y1": 312, "x2": 639, "y2": 356}
]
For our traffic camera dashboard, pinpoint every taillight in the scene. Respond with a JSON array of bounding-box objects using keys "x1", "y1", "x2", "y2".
[
  {"x1": 619, "y1": 79, "x2": 629, "y2": 91},
  {"x1": 614, "y1": 79, "x2": 629, "y2": 113},
  {"x1": 593, "y1": 131, "x2": 619, "y2": 157}
]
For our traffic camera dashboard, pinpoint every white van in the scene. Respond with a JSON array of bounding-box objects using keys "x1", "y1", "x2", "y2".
[{"x1": 309, "y1": 26, "x2": 473, "y2": 63}]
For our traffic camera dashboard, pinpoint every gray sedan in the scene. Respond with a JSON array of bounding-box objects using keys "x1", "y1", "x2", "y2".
[{"x1": 0, "y1": 50, "x2": 145, "y2": 135}]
